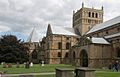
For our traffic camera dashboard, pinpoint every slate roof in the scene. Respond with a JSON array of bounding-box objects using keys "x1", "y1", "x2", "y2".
[
  {"x1": 87, "y1": 37, "x2": 110, "y2": 44},
  {"x1": 50, "y1": 26, "x2": 77, "y2": 36},
  {"x1": 26, "y1": 27, "x2": 45, "y2": 42},
  {"x1": 27, "y1": 25, "x2": 78, "y2": 42},
  {"x1": 104, "y1": 32, "x2": 120, "y2": 39},
  {"x1": 87, "y1": 16, "x2": 120, "y2": 34}
]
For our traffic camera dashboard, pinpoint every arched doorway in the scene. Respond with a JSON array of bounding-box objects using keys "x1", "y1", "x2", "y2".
[{"x1": 80, "y1": 50, "x2": 88, "y2": 67}]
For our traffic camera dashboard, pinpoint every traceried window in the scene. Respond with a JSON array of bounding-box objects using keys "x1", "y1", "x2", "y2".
[
  {"x1": 58, "y1": 42, "x2": 62, "y2": 49},
  {"x1": 58, "y1": 52, "x2": 61, "y2": 57}
]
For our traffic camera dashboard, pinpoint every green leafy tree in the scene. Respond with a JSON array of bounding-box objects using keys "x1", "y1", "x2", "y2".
[{"x1": 0, "y1": 35, "x2": 29, "y2": 63}]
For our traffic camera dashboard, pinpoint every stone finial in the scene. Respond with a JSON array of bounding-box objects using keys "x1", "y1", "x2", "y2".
[
  {"x1": 82, "y1": 2, "x2": 84, "y2": 8},
  {"x1": 101, "y1": 6, "x2": 104, "y2": 10}
]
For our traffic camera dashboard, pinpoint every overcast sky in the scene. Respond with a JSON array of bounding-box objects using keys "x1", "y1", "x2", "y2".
[{"x1": 0, "y1": 0, "x2": 119, "y2": 41}]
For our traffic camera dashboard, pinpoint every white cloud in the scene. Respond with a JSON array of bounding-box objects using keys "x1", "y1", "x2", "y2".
[
  {"x1": 8, "y1": 0, "x2": 34, "y2": 12},
  {"x1": 0, "y1": 0, "x2": 119, "y2": 41}
]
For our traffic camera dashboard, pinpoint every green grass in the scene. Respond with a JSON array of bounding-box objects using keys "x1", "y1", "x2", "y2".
[
  {"x1": 96, "y1": 71, "x2": 120, "y2": 77},
  {"x1": 1, "y1": 64, "x2": 120, "y2": 77},
  {"x1": 0, "y1": 64, "x2": 74, "y2": 74}
]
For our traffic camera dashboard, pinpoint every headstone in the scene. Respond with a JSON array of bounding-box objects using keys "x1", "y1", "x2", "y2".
[
  {"x1": 25, "y1": 62, "x2": 30, "y2": 69},
  {"x1": 8, "y1": 63, "x2": 12, "y2": 68},
  {"x1": 30, "y1": 62, "x2": 33, "y2": 67},
  {"x1": 5, "y1": 63, "x2": 8, "y2": 68},
  {"x1": 41, "y1": 61, "x2": 44, "y2": 66},
  {"x1": 16, "y1": 62, "x2": 20, "y2": 68},
  {"x1": 1, "y1": 62, "x2": 4, "y2": 65},
  {"x1": 23, "y1": 62, "x2": 26, "y2": 68},
  {"x1": 2, "y1": 62, "x2": 6, "y2": 68}
]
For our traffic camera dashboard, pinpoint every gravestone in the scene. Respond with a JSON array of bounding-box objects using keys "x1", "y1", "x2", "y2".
[
  {"x1": 41, "y1": 61, "x2": 44, "y2": 66},
  {"x1": 8, "y1": 63, "x2": 12, "y2": 68},
  {"x1": 30, "y1": 62, "x2": 33, "y2": 67},
  {"x1": 16, "y1": 62, "x2": 20, "y2": 68},
  {"x1": 25, "y1": 62, "x2": 29, "y2": 69},
  {"x1": 2, "y1": 62, "x2": 6, "y2": 68}
]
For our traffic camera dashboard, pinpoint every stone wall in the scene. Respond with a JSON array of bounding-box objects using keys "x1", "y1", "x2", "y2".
[{"x1": 70, "y1": 43, "x2": 112, "y2": 68}]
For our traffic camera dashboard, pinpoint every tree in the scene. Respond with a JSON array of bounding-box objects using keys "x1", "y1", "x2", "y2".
[{"x1": 0, "y1": 35, "x2": 29, "y2": 63}]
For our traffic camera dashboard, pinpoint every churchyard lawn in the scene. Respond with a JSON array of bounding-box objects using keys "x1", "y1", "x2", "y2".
[
  {"x1": 0, "y1": 64, "x2": 74, "y2": 74},
  {"x1": 0, "y1": 64, "x2": 120, "y2": 77},
  {"x1": 35, "y1": 71, "x2": 120, "y2": 77}
]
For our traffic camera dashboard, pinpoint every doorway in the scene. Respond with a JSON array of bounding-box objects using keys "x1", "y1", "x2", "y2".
[{"x1": 80, "y1": 50, "x2": 88, "y2": 67}]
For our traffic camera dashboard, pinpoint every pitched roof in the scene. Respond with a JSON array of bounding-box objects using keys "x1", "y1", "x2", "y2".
[
  {"x1": 87, "y1": 16, "x2": 120, "y2": 34},
  {"x1": 26, "y1": 24, "x2": 78, "y2": 42},
  {"x1": 26, "y1": 27, "x2": 44, "y2": 42},
  {"x1": 104, "y1": 32, "x2": 120, "y2": 39},
  {"x1": 87, "y1": 37, "x2": 110, "y2": 44},
  {"x1": 47, "y1": 24, "x2": 78, "y2": 36}
]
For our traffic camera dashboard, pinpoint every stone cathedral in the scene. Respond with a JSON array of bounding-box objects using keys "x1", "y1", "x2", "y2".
[{"x1": 26, "y1": 3, "x2": 120, "y2": 68}]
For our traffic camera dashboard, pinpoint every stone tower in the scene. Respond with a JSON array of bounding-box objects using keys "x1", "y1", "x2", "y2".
[{"x1": 73, "y1": 3, "x2": 103, "y2": 35}]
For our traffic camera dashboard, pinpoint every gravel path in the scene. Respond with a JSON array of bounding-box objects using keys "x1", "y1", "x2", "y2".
[{"x1": 1, "y1": 72, "x2": 55, "y2": 77}]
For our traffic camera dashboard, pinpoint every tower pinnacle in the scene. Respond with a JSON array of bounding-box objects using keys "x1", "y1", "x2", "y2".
[{"x1": 82, "y1": 2, "x2": 84, "y2": 8}]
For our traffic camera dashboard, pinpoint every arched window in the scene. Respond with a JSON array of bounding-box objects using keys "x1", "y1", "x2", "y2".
[
  {"x1": 88, "y1": 12, "x2": 91, "y2": 17},
  {"x1": 92, "y1": 13, "x2": 94, "y2": 17},
  {"x1": 73, "y1": 51, "x2": 75, "y2": 59},
  {"x1": 96, "y1": 13, "x2": 98, "y2": 18},
  {"x1": 58, "y1": 52, "x2": 61, "y2": 57},
  {"x1": 58, "y1": 42, "x2": 62, "y2": 49},
  {"x1": 32, "y1": 50, "x2": 37, "y2": 59},
  {"x1": 66, "y1": 42, "x2": 71, "y2": 49}
]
